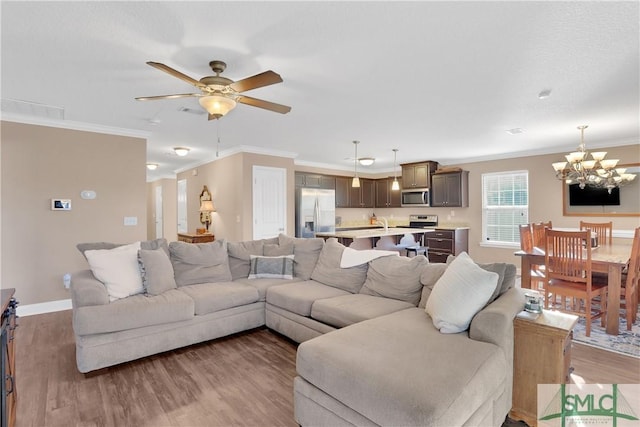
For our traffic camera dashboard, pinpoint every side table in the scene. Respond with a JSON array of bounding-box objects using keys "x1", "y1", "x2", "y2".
[
  {"x1": 510, "y1": 309, "x2": 578, "y2": 427},
  {"x1": 177, "y1": 233, "x2": 215, "y2": 244}
]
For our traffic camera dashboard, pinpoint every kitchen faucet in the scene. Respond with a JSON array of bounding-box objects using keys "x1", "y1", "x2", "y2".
[{"x1": 375, "y1": 216, "x2": 388, "y2": 233}]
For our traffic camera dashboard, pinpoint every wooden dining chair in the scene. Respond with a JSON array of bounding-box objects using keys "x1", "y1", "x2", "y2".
[
  {"x1": 580, "y1": 221, "x2": 613, "y2": 246},
  {"x1": 620, "y1": 227, "x2": 640, "y2": 329},
  {"x1": 544, "y1": 229, "x2": 607, "y2": 337},
  {"x1": 519, "y1": 223, "x2": 547, "y2": 301},
  {"x1": 532, "y1": 221, "x2": 552, "y2": 249}
]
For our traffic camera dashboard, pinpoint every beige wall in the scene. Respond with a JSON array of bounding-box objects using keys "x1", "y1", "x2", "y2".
[
  {"x1": 174, "y1": 152, "x2": 295, "y2": 242},
  {"x1": 0, "y1": 121, "x2": 147, "y2": 305}
]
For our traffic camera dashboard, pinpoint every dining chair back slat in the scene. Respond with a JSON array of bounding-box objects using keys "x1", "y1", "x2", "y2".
[
  {"x1": 519, "y1": 224, "x2": 534, "y2": 252},
  {"x1": 622, "y1": 227, "x2": 640, "y2": 329},
  {"x1": 532, "y1": 221, "x2": 552, "y2": 249}
]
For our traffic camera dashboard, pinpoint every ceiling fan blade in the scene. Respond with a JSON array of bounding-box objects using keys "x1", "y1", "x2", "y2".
[
  {"x1": 230, "y1": 70, "x2": 283, "y2": 93},
  {"x1": 237, "y1": 95, "x2": 291, "y2": 114},
  {"x1": 135, "y1": 93, "x2": 200, "y2": 101},
  {"x1": 146, "y1": 62, "x2": 203, "y2": 88}
]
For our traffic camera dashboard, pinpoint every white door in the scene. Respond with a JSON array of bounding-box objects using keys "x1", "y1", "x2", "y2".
[
  {"x1": 177, "y1": 179, "x2": 188, "y2": 233},
  {"x1": 253, "y1": 166, "x2": 286, "y2": 239},
  {"x1": 155, "y1": 185, "x2": 163, "y2": 238}
]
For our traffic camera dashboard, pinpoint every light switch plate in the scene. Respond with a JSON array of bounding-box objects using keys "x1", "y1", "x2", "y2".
[{"x1": 124, "y1": 216, "x2": 138, "y2": 226}]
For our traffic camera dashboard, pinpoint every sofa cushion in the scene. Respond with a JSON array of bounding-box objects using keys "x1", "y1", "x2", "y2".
[
  {"x1": 249, "y1": 255, "x2": 294, "y2": 280},
  {"x1": 227, "y1": 239, "x2": 265, "y2": 280},
  {"x1": 425, "y1": 252, "x2": 499, "y2": 333},
  {"x1": 418, "y1": 263, "x2": 449, "y2": 308},
  {"x1": 264, "y1": 242, "x2": 294, "y2": 256},
  {"x1": 73, "y1": 288, "x2": 194, "y2": 335},
  {"x1": 169, "y1": 240, "x2": 232, "y2": 286},
  {"x1": 310, "y1": 239, "x2": 368, "y2": 293},
  {"x1": 480, "y1": 262, "x2": 517, "y2": 303},
  {"x1": 138, "y1": 248, "x2": 177, "y2": 296},
  {"x1": 78, "y1": 238, "x2": 169, "y2": 258},
  {"x1": 296, "y1": 308, "x2": 507, "y2": 427},
  {"x1": 360, "y1": 255, "x2": 428, "y2": 305},
  {"x1": 179, "y1": 282, "x2": 259, "y2": 315},
  {"x1": 278, "y1": 234, "x2": 324, "y2": 280},
  {"x1": 234, "y1": 277, "x2": 305, "y2": 301},
  {"x1": 85, "y1": 242, "x2": 144, "y2": 302},
  {"x1": 267, "y1": 280, "x2": 350, "y2": 317},
  {"x1": 311, "y1": 294, "x2": 414, "y2": 328}
]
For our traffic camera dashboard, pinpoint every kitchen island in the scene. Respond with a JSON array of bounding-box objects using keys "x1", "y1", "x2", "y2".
[{"x1": 316, "y1": 227, "x2": 433, "y2": 251}]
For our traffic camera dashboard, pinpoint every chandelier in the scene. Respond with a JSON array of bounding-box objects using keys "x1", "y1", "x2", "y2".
[{"x1": 552, "y1": 125, "x2": 636, "y2": 193}]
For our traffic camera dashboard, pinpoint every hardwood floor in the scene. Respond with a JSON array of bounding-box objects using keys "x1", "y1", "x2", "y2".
[{"x1": 15, "y1": 310, "x2": 640, "y2": 427}]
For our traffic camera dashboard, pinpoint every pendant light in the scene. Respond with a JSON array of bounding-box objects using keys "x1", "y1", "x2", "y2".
[
  {"x1": 391, "y1": 149, "x2": 400, "y2": 191},
  {"x1": 352, "y1": 140, "x2": 360, "y2": 188}
]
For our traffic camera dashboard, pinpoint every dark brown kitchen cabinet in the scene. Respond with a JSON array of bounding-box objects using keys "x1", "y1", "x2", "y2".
[
  {"x1": 375, "y1": 178, "x2": 402, "y2": 208},
  {"x1": 295, "y1": 172, "x2": 335, "y2": 189},
  {"x1": 335, "y1": 176, "x2": 351, "y2": 208},
  {"x1": 401, "y1": 161, "x2": 439, "y2": 189},
  {"x1": 349, "y1": 178, "x2": 375, "y2": 208},
  {"x1": 426, "y1": 228, "x2": 469, "y2": 263},
  {"x1": 431, "y1": 171, "x2": 469, "y2": 207}
]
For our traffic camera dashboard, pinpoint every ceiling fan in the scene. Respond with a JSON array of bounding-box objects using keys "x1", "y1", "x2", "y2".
[{"x1": 135, "y1": 60, "x2": 291, "y2": 120}]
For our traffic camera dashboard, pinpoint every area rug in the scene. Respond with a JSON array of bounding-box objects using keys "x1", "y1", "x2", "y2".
[{"x1": 571, "y1": 314, "x2": 640, "y2": 358}]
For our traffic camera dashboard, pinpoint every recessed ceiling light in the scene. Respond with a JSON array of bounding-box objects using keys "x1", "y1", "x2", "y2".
[
  {"x1": 538, "y1": 89, "x2": 552, "y2": 99},
  {"x1": 146, "y1": 163, "x2": 159, "y2": 170},
  {"x1": 173, "y1": 147, "x2": 190, "y2": 156},
  {"x1": 506, "y1": 128, "x2": 525, "y2": 135}
]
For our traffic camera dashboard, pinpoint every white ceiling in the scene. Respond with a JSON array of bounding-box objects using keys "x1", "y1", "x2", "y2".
[{"x1": 2, "y1": 1, "x2": 639, "y2": 181}]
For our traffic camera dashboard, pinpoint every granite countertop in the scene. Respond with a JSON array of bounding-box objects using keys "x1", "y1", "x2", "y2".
[{"x1": 316, "y1": 227, "x2": 435, "y2": 239}]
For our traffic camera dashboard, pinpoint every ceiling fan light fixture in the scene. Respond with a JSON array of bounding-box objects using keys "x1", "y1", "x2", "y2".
[
  {"x1": 199, "y1": 95, "x2": 237, "y2": 119},
  {"x1": 173, "y1": 147, "x2": 190, "y2": 156}
]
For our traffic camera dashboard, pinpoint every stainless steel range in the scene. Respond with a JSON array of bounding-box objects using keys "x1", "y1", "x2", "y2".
[{"x1": 408, "y1": 214, "x2": 438, "y2": 229}]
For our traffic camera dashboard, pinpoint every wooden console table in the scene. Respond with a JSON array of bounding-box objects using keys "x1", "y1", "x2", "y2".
[
  {"x1": 510, "y1": 309, "x2": 578, "y2": 427},
  {"x1": 177, "y1": 233, "x2": 215, "y2": 244},
  {"x1": 1, "y1": 288, "x2": 18, "y2": 427}
]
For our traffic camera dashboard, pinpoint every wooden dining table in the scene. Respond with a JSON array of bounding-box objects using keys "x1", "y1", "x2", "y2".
[{"x1": 515, "y1": 240, "x2": 633, "y2": 335}]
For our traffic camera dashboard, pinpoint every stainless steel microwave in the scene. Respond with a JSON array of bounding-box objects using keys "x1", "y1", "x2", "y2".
[{"x1": 401, "y1": 188, "x2": 430, "y2": 207}]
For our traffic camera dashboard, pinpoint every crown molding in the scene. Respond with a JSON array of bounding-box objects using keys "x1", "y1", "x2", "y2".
[{"x1": 1, "y1": 113, "x2": 150, "y2": 139}]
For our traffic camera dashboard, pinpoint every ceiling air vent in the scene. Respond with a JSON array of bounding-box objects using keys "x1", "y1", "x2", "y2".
[{"x1": 177, "y1": 106, "x2": 206, "y2": 115}]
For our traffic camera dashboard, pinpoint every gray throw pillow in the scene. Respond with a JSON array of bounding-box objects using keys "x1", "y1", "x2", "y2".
[
  {"x1": 248, "y1": 255, "x2": 294, "y2": 279},
  {"x1": 310, "y1": 238, "x2": 368, "y2": 293},
  {"x1": 278, "y1": 234, "x2": 324, "y2": 280},
  {"x1": 360, "y1": 255, "x2": 428, "y2": 305},
  {"x1": 138, "y1": 248, "x2": 177, "y2": 295},
  {"x1": 169, "y1": 239, "x2": 232, "y2": 286}
]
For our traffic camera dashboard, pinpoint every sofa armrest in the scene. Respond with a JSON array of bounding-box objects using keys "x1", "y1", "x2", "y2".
[
  {"x1": 469, "y1": 287, "x2": 525, "y2": 349},
  {"x1": 70, "y1": 270, "x2": 109, "y2": 308}
]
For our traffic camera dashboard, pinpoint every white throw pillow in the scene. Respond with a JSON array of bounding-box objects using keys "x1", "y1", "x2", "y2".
[
  {"x1": 425, "y1": 252, "x2": 499, "y2": 333},
  {"x1": 85, "y1": 242, "x2": 143, "y2": 301}
]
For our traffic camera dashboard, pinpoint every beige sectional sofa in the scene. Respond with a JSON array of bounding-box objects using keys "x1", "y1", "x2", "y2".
[{"x1": 71, "y1": 234, "x2": 525, "y2": 426}]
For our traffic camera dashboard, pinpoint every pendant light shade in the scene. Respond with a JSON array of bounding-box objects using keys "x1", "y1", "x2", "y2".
[
  {"x1": 352, "y1": 140, "x2": 360, "y2": 187},
  {"x1": 391, "y1": 148, "x2": 400, "y2": 191}
]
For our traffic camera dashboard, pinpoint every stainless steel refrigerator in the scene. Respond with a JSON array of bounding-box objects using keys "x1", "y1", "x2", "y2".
[{"x1": 295, "y1": 188, "x2": 336, "y2": 238}]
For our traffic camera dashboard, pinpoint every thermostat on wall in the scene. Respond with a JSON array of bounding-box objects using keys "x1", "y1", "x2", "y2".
[{"x1": 51, "y1": 199, "x2": 71, "y2": 211}]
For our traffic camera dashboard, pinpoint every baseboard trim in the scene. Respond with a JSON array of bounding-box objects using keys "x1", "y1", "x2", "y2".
[{"x1": 17, "y1": 299, "x2": 72, "y2": 317}]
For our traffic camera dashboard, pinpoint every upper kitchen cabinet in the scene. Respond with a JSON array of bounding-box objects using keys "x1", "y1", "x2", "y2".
[
  {"x1": 349, "y1": 178, "x2": 375, "y2": 208},
  {"x1": 335, "y1": 176, "x2": 351, "y2": 208},
  {"x1": 431, "y1": 171, "x2": 469, "y2": 207},
  {"x1": 401, "y1": 161, "x2": 439, "y2": 189},
  {"x1": 375, "y1": 178, "x2": 402, "y2": 208},
  {"x1": 295, "y1": 172, "x2": 335, "y2": 189}
]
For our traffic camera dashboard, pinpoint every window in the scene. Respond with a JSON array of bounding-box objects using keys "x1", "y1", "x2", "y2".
[{"x1": 482, "y1": 171, "x2": 529, "y2": 246}]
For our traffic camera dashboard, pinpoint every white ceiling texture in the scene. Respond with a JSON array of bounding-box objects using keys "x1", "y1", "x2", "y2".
[{"x1": 2, "y1": 1, "x2": 638, "y2": 181}]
